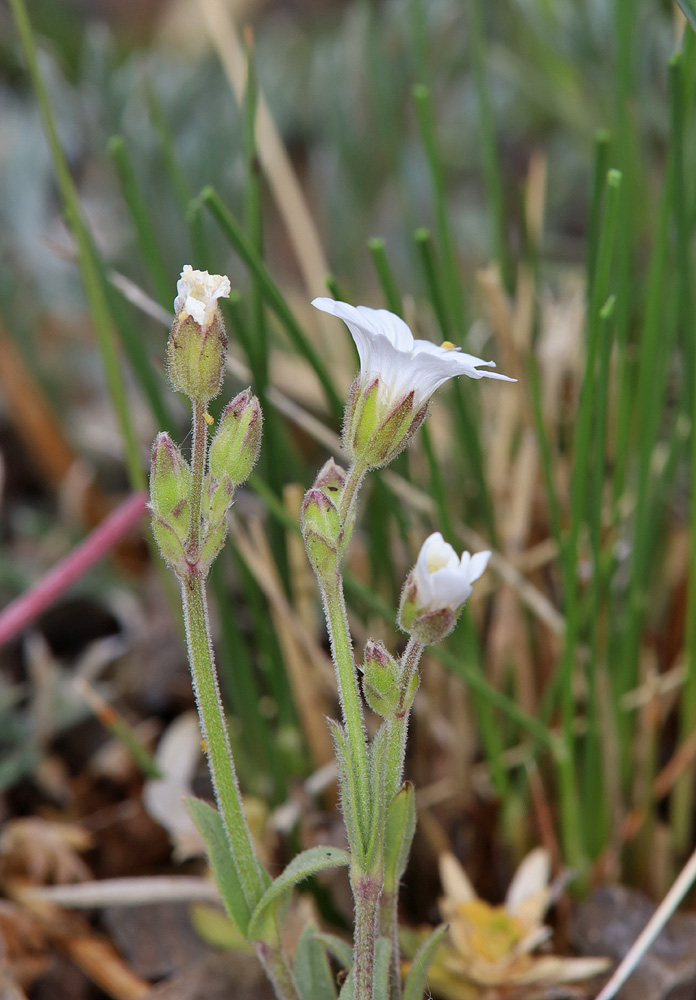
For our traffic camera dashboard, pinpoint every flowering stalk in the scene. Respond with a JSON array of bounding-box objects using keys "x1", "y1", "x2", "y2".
[
  {"x1": 302, "y1": 299, "x2": 511, "y2": 1000},
  {"x1": 150, "y1": 268, "x2": 303, "y2": 1000}
]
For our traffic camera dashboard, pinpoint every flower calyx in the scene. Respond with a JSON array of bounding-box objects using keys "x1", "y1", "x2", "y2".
[
  {"x1": 149, "y1": 432, "x2": 192, "y2": 578},
  {"x1": 209, "y1": 389, "x2": 262, "y2": 489},
  {"x1": 362, "y1": 639, "x2": 418, "y2": 721},
  {"x1": 344, "y1": 377, "x2": 428, "y2": 469},
  {"x1": 301, "y1": 487, "x2": 343, "y2": 582},
  {"x1": 167, "y1": 266, "x2": 231, "y2": 404},
  {"x1": 398, "y1": 532, "x2": 491, "y2": 645}
]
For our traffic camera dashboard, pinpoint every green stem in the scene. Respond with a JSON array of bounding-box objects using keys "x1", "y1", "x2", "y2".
[
  {"x1": 321, "y1": 573, "x2": 370, "y2": 843},
  {"x1": 180, "y1": 403, "x2": 266, "y2": 909},
  {"x1": 187, "y1": 401, "x2": 207, "y2": 561},
  {"x1": 256, "y1": 942, "x2": 303, "y2": 1000},
  {"x1": 338, "y1": 460, "x2": 369, "y2": 531},
  {"x1": 351, "y1": 870, "x2": 382, "y2": 1000},
  {"x1": 180, "y1": 574, "x2": 266, "y2": 908}
]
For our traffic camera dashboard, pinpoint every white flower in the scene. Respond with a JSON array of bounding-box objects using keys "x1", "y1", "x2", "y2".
[
  {"x1": 413, "y1": 532, "x2": 491, "y2": 612},
  {"x1": 312, "y1": 297, "x2": 515, "y2": 411},
  {"x1": 175, "y1": 265, "x2": 231, "y2": 329}
]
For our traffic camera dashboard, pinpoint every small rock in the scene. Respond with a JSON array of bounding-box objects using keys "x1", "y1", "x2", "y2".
[{"x1": 571, "y1": 884, "x2": 696, "y2": 1000}]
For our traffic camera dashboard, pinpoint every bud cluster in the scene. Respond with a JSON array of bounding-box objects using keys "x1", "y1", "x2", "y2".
[{"x1": 149, "y1": 266, "x2": 262, "y2": 580}]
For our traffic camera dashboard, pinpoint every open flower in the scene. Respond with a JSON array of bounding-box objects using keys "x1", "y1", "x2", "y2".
[
  {"x1": 312, "y1": 297, "x2": 514, "y2": 468},
  {"x1": 175, "y1": 265, "x2": 231, "y2": 329},
  {"x1": 416, "y1": 849, "x2": 609, "y2": 994},
  {"x1": 398, "y1": 533, "x2": 490, "y2": 644}
]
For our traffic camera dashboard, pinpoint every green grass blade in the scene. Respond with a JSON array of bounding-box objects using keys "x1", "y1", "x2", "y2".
[
  {"x1": 9, "y1": 0, "x2": 145, "y2": 491},
  {"x1": 108, "y1": 134, "x2": 171, "y2": 307},
  {"x1": 201, "y1": 186, "x2": 343, "y2": 420}
]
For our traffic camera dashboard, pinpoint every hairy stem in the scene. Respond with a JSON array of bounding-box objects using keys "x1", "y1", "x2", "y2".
[
  {"x1": 338, "y1": 459, "x2": 368, "y2": 533},
  {"x1": 180, "y1": 399, "x2": 267, "y2": 909},
  {"x1": 181, "y1": 574, "x2": 266, "y2": 907},
  {"x1": 352, "y1": 871, "x2": 383, "y2": 1000},
  {"x1": 321, "y1": 573, "x2": 371, "y2": 843},
  {"x1": 379, "y1": 891, "x2": 401, "y2": 1000},
  {"x1": 256, "y1": 942, "x2": 303, "y2": 1000},
  {"x1": 187, "y1": 400, "x2": 207, "y2": 562}
]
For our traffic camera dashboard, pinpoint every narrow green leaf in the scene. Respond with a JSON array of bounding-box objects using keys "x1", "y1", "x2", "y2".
[
  {"x1": 383, "y1": 783, "x2": 416, "y2": 894},
  {"x1": 294, "y1": 924, "x2": 337, "y2": 1000},
  {"x1": 247, "y1": 846, "x2": 350, "y2": 942},
  {"x1": 185, "y1": 797, "x2": 251, "y2": 937},
  {"x1": 330, "y1": 720, "x2": 367, "y2": 862},
  {"x1": 677, "y1": 0, "x2": 696, "y2": 35},
  {"x1": 402, "y1": 924, "x2": 448, "y2": 1000},
  {"x1": 338, "y1": 970, "x2": 355, "y2": 1000},
  {"x1": 374, "y1": 937, "x2": 392, "y2": 1000},
  {"x1": 200, "y1": 186, "x2": 343, "y2": 419},
  {"x1": 314, "y1": 934, "x2": 353, "y2": 972},
  {"x1": 365, "y1": 723, "x2": 391, "y2": 871}
]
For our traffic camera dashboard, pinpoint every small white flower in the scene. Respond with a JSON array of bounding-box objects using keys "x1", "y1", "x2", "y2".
[
  {"x1": 413, "y1": 532, "x2": 491, "y2": 612},
  {"x1": 175, "y1": 265, "x2": 231, "y2": 329},
  {"x1": 312, "y1": 297, "x2": 515, "y2": 411}
]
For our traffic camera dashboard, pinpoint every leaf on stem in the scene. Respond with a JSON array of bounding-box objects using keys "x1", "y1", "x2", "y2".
[
  {"x1": 383, "y1": 783, "x2": 416, "y2": 894},
  {"x1": 247, "y1": 846, "x2": 350, "y2": 942},
  {"x1": 329, "y1": 720, "x2": 367, "y2": 862},
  {"x1": 185, "y1": 797, "x2": 251, "y2": 937},
  {"x1": 402, "y1": 924, "x2": 448, "y2": 1000},
  {"x1": 294, "y1": 924, "x2": 338, "y2": 1000},
  {"x1": 373, "y1": 937, "x2": 392, "y2": 1000}
]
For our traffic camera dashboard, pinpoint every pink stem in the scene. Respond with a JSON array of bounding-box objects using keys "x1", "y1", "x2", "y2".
[{"x1": 0, "y1": 491, "x2": 148, "y2": 648}]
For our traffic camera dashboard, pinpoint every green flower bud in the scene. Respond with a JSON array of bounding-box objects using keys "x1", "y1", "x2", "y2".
[
  {"x1": 198, "y1": 516, "x2": 228, "y2": 577},
  {"x1": 149, "y1": 433, "x2": 193, "y2": 577},
  {"x1": 209, "y1": 389, "x2": 262, "y2": 488},
  {"x1": 301, "y1": 488, "x2": 342, "y2": 580},
  {"x1": 362, "y1": 639, "x2": 418, "y2": 720},
  {"x1": 166, "y1": 267, "x2": 231, "y2": 404},
  {"x1": 167, "y1": 310, "x2": 227, "y2": 404},
  {"x1": 151, "y1": 517, "x2": 190, "y2": 578},
  {"x1": 314, "y1": 457, "x2": 347, "y2": 498},
  {"x1": 204, "y1": 472, "x2": 235, "y2": 526},
  {"x1": 149, "y1": 432, "x2": 192, "y2": 539}
]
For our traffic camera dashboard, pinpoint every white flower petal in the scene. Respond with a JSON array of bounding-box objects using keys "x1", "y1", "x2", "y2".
[
  {"x1": 412, "y1": 534, "x2": 490, "y2": 614},
  {"x1": 468, "y1": 550, "x2": 492, "y2": 584},
  {"x1": 312, "y1": 298, "x2": 516, "y2": 411},
  {"x1": 175, "y1": 265, "x2": 231, "y2": 329}
]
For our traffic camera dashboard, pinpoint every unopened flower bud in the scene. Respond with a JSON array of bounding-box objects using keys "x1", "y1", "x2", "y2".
[
  {"x1": 198, "y1": 517, "x2": 228, "y2": 577},
  {"x1": 398, "y1": 532, "x2": 491, "y2": 645},
  {"x1": 301, "y1": 488, "x2": 342, "y2": 580},
  {"x1": 150, "y1": 432, "x2": 191, "y2": 537},
  {"x1": 314, "y1": 457, "x2": 347, "y2": 498},
  {"x1": 362, "y1": 639, "x2": 417, "y2": 720},
  {"x1": 167, "y1": 266, "x2": 231, "y2": 403},
  {"x1": 209, "y1": 389, "x2": 262, "y2": 488},
  {"x1": 149, "y1": 432, "x2": 192, "y2": 576}
]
